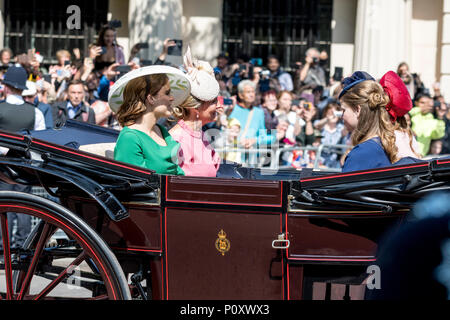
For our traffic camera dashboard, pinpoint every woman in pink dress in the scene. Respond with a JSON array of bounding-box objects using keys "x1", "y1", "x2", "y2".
[{"x1": 169, "y1": 47, "x2": 221, "y2": 177}]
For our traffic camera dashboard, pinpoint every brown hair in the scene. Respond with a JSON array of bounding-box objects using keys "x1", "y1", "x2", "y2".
[
  {"x1": 116, "y1": 74, "x2": 168, "y2": 127},
  {"x1": 341, "y1": 80, "x2": 400, "y2": 163},
  {"x1": 321, "y1": 101, "x2": 340, "y2": 119},
  {"x1": 96, "y1": 25, "x2": 116, "y2": 47},
  {"x1": 276, "y1": 90, "x2": 294, "y2": 100},
  {"x1": 67, "y1": 79, "x2": 84, "y2": 90}
]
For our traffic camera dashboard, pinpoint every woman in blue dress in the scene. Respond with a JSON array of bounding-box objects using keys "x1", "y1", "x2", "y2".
[{"x1": 339, "y1": 71, "x2": 414, "y2": 172}]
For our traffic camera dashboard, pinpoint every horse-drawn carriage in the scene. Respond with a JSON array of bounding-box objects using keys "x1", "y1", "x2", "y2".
[{"x1": 0, "y1": 120, "x2": 449, "y2": 300}]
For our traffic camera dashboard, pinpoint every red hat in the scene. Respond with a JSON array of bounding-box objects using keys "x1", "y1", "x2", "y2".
[{"x1": 379, "y1": 71, "x2": 412, "y2": 121}]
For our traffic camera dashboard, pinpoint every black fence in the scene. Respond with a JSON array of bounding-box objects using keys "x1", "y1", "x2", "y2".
[
  {"x1": 222, "y1": 0, "x2": 333, "y2": 71},
  {"x1": 3, "y1": 0, "x2": 108, "y2": 65}
]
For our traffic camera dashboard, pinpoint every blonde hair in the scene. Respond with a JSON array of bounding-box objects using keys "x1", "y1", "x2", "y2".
[
  {"x1": 172, "y1": 94, "x2": 202, "y2": 120},
  {"x1": 116, "y1": 74, "x2": 168, "y2": 127},
  {"x1": 341, "y1": 80, "x2": 400, "y2": 163},
  {"x1": 56, "y1": 50, "x2": 71, "y2": 61}
]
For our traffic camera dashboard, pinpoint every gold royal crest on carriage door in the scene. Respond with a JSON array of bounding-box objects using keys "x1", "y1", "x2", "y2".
[{"x1": 215, "y1": 229, "x2": 230, "y2": 256}]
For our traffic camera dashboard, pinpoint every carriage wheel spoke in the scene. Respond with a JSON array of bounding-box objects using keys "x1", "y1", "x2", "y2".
[
  {"x1": 1, "y1": 213, "x2": 14, "y2": 300},
  {"x1": 34, "y1": 252, "x2": 87, "y2": 300},
  {"x1": 17, "y1": 223, "x2": 54, "y2": 300}
]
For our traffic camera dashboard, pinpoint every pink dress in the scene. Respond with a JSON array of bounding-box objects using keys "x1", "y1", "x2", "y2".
[{"x1": 170, "y1": 120, "x2": 220, "y2": 177}]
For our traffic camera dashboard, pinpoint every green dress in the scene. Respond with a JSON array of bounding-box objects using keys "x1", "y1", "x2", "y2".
[{"x1": 114, "y1": 125, "x2": 185, "y2": 175}]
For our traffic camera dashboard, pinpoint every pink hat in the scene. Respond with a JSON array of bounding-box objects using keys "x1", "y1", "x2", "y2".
[{"x1": 379, "y1": 71, "x2": 412, "y2": 121}]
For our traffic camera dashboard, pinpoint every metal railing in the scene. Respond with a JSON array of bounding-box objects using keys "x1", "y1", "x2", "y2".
[{"x1": 216, "y1": 143, "x2": 352, "y2": 172}]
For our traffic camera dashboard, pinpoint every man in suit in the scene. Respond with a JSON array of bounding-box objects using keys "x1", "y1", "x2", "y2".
[{"x1": 52, "y1": 79, "x2": 96, "y2": 127}]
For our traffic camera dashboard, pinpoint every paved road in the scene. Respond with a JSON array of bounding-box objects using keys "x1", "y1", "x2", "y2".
[{"x1": 0, "y1": 259, "x2": 95, "y2": 299}]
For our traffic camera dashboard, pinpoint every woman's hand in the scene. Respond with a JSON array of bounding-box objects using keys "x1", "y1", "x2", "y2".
[{"x1": 89, "y1": 46, "x2": 103, "y2": 59}]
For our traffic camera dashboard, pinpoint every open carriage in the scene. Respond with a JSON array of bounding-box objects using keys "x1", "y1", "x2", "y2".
[{"x1": 0, "y1": 120, "x2": 449, "y2": 300}]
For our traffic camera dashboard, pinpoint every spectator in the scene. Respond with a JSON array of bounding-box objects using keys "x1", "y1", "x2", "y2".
[
  {"x1": 298, "y1": 47, "x2": 327, "y2": 90},
  {"x1": 214, "y1": 52, "x2": 234, "y2": 83},
  {"x1": 261, "y1": 90, "x2": 279, "y2": 131},
  {"x1": 228, "y1": 80, "x2": 275, "y2": 150},
  {"x1": 397, "y1": 62, "x2": 426, "y2": 101},
  {"x1": 0, "y1": 66, "x2": 45, "y2": 249},
  {"x1": 213, "y1": 118, "x2": 242, "y2": 164},
  {"x1": 94, "y1": 24, "x2": 125, "y2": 70},
  {"x1": 154, "y1": 38, "x2": 177, "y2": 66},
  {"x1": 274, "y1": 90, "x2": 302, "y2": 144},
  {"x1": 22, "y1": 80, "x2": 54, "y2": 129},
  {"x1": 293, "y1": 99, "x2": 316, "y2": 147},
  {"x1": 0, "y1": 66, "x2": 45, "y2": 132},
  {"x1": 49, "y1": 49, "x2": 73, "y2": 92},
  {"x1": 266, "y1": 55, "x2": 293, "y2": 92},
  {"x1": 314, "y1": 101, "x2": 346, "y2": 168},
  {"x1": 428, "y1": 139, "x2": 443, "y2": 157},
  {"x1": 51, "y1": 79, "x2": 96, "y2": 127},
  {"x1": 409, "y1": 93, "x2": 445, "y2": 156},
  {"x1": 433, "y1": 98, "x2": 450, "y2": 155},
  {"x1": 0, "y1": 48, "x2": 14, "y2": 67}
]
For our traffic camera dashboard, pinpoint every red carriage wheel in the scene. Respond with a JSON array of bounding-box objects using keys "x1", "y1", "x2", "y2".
[{"x1": 0, "y1": 190, "x2": 131, "y2": 300}]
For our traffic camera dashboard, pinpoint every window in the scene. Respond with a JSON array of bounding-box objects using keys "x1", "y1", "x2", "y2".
[
  {"x1": 222, "y1": 0, "x2": 333, "y2": 72},
  {"x1": 3, "y1": 0, "x2": 108, "y2": 65}
]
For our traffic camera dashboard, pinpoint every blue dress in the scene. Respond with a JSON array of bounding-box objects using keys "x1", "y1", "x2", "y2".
[{"x1": 342, "y1": 137, "x2": 392, "y2": 172}]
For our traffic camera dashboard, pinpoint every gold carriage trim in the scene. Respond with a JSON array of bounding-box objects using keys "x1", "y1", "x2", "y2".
[{"x1": 215, "y1": 229, "x2": 230, "y2": 256}]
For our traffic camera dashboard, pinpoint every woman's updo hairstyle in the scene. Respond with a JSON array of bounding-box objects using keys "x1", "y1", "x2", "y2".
[
  {"x1": 341, "y1": 80, "x2": 399, "y2": 163},
  {"x1": 116, "y1": 73, "x2": 168, "y2": 127}
]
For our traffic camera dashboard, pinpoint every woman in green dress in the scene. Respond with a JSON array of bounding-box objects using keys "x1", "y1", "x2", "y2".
[{"x1": 107, "y1": 66, "x2": 191, "y2": 175}]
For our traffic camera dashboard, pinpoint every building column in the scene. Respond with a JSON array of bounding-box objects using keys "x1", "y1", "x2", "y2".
[
  {"x1": 441, "y1": 0, "x2": 450, "y2": 101},
  {"x1": 0, "y1": 0, "x2": 5, "y2": 50},
  {"x1": 128, "y1": 0, "x2": 183, "y2": 66},
  {"x1": 353, "y1": 0, "x2": 412, "y2": 79},
  {"x1": 109, "y1": 0, "x2": 130, "y2": 63}
]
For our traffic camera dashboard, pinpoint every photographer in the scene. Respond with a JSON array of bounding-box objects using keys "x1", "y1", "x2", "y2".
[
  {"x1": 298, "y1": 47, "x2": 326, "y2": 90},
  {"x1": 94, "y1": 23, "x2": 125, "y2": 70},
  {"x1": 397, "y1": 62, "x2": 426, "y2": 101},
  {"x1": 266, "y1": 55, "x2": 293, "y2": 92}
]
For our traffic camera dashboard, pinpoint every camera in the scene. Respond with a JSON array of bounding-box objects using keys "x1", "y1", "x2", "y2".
[
  {"x1": 260, "y1": 69, "x2": 270, "y2": 78},
  {"x1": 109, "y1": 19, "x2": 122, "y2": 29},
  {"x1": 312, "y1": 57, "x2": 319, "y2": 64},
  {"x1": 167, "y1": 39, "x2": 183, "y2": 56}
]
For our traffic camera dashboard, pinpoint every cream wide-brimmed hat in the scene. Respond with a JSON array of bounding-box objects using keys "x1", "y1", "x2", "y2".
[
  {"x1": 183, "y1": 46, "x2": 220, "y2": 102},
  {"x1": 108, "y1": 65, "x2": 191, "y2": 113}
]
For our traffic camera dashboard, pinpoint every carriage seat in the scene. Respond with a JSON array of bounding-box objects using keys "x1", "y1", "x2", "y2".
[{"x1": 79, "y1": 142, "x2": 116, "y2": 159}]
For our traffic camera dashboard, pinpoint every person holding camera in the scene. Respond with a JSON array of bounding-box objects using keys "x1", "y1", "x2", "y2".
[
  {"x1": 266, "y1": 55, "x2": 293, "y2": 92},
  {"x1": 298, "y1": 47, "x2": 326, "y2": 90},
  {"x1": 397, "y1": 62, "x2": 426, "y2": 101},
  {"x1": 409, "y1": 93, "x2": 446, "y2": 156}
]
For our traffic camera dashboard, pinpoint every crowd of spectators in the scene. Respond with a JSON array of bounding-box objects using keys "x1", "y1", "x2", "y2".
[{"x1": 0, "y1": 23, "x2": 449, "y2": 170}]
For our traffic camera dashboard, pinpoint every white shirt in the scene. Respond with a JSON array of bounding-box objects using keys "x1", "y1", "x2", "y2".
[{"x1": 5, "y1": 94, "x2": 46, "y2": 131}]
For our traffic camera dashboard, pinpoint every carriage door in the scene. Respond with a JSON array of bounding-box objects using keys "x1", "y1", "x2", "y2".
[{"x1": 163, "y1": 176, "x2": 285, "y2": 300}]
